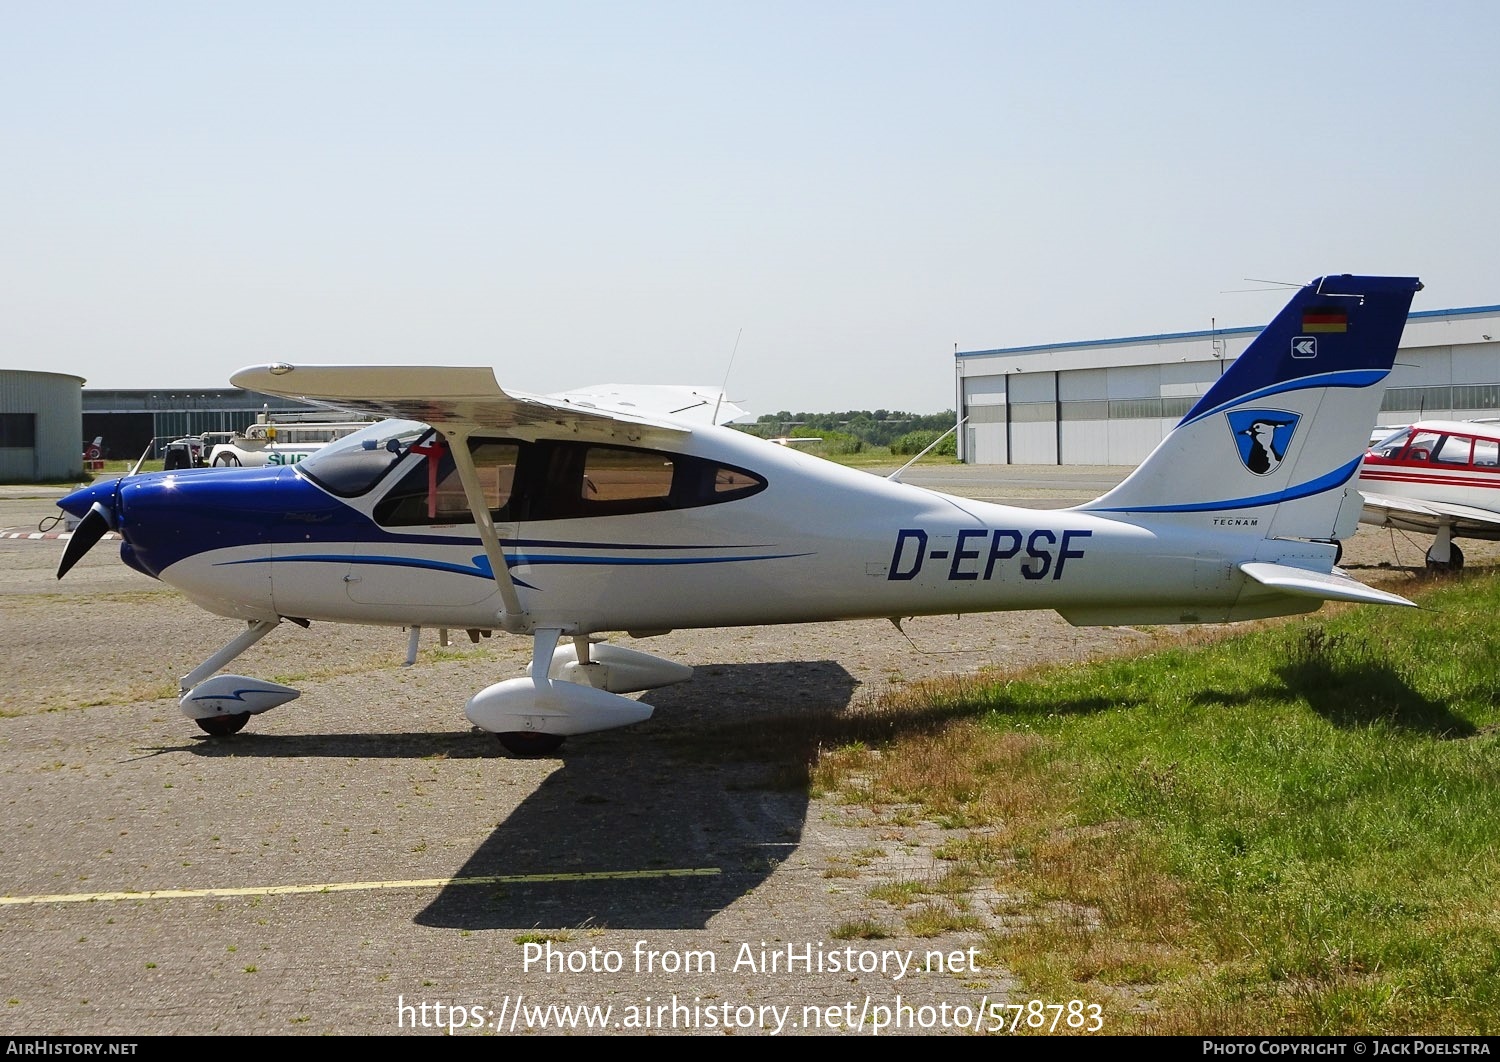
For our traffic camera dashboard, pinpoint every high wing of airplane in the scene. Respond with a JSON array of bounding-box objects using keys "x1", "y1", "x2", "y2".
[
  {"x1": 1357, "y1": 419, "x2": 1500, "y2": 570},
  {"x1": 56, "y1": 274, "x2": 1423, "y2": 755}
]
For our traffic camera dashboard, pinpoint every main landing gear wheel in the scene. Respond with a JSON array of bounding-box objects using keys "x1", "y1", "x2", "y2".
[
  {"x1": 497, "y1": 731, "x2": 565, "y2": 756},
  {"x1": 196, "y1": 713, "x2": 250, "y2": 736},
  {"x1": 1426, "y1": 544, "x2": 1464, "y2": 572}
]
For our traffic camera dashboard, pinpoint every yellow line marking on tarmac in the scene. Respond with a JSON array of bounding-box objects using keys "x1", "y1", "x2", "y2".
[{"x1": 0, "y1": 867, "x2": 721, "y2": 906}]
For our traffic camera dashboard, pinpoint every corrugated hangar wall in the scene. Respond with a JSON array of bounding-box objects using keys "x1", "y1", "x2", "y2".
[
  {"x1": 0, "y1": 370, "x2": 85, "y2": 483},
  {"x1": 955, "y1": 305, "x2": 1500, "y2": 465}
]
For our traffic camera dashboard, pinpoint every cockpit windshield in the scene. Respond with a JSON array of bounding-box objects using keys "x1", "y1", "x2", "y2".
[
  {"x1": 1371, "y1": 426, "x2": 1411, "y2": 453},
  {"x1": 296, "y1": 419, "x2": 432, "y2": 496}
]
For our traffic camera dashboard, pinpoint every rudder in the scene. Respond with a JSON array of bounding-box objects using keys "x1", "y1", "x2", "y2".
[{"x1": 1078, "y1": 274, "x2": 1422, "y2": 542}]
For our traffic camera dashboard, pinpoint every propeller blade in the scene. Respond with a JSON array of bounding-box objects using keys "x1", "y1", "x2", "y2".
[{"x1": 56, "y1": 502, "x2": 112, "y2": 579}]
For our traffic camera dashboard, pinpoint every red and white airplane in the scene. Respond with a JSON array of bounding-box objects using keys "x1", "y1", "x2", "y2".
[{"x1": 1358, "y1": 420, "x2": 1500, "y2": 570}]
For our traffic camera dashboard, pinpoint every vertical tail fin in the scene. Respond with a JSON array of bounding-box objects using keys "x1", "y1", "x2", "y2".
[{"x1": 1078, "y1": 274, "x2": 1422, "y2": 542}]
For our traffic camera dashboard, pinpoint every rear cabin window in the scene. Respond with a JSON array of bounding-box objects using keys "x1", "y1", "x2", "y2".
[
  {"x1": 374, "y1": 437, "x2": 764, "y2": 527},
  {"x1": 1433, "y1": 435, "x2": 1473, "y2": 465},
  {"x1": 582, "y1": 447, "x2": 674, "y2": 507}
]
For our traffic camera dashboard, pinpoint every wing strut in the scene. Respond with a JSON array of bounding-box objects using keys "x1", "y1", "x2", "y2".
[{"x1": 444, "y1": 428, "x2": 527, "y2": 629}]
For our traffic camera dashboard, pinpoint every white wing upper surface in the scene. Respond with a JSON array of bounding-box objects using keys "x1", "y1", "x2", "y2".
[
  {"x1": 545, "y1": 384, "x2": 747, "y2": 426},
  {"x1": 229, "y1": 364, "x2": 693, "y2": 446},
  {"x1": 1359, "y1": 491, "x2": 1500, "y2": 538}
]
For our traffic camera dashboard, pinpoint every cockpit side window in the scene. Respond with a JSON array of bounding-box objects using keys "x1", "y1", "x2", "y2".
[
  {"x1": 1402, "y1": 431, "x2": 1443, "y2": 463},
  {"x1": 372, "y1": 436, "x2": 766, "y2": 527},
  {"x1": 1433, "y1": 434, "x2": 1473, "y2": 465},
  {"x1": 1371, "y1": 427, "x2": 1412, "y2": 458},
  {"x1": 375, "y1": 439, "x2": 520, "y2": 526}
]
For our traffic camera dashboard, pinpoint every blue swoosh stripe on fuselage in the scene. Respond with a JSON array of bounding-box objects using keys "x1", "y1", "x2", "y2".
[
  {"x1": 1178, "y1": 369, "x2": 1388, "y2": 428},
  {"x1": 351, "y1": 535, "x2": 784, "y2": 551},
  {"x1": 505, "y1": 551, "x2": 813, "y2": 567},
  {"x1": 215, "y1": 551, "x2": 814, "y2": 580},
  {"x1": 1087, "y1": 458, "x2": 1362, "y2": 514},
  {"x1": 113, "y1": 466, "x2": 789, "y2": 575}
]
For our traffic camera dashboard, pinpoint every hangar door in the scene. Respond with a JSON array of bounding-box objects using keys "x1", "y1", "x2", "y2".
[{"x1": 962, "y1": 377, "x2": 1007, "y2": 464}]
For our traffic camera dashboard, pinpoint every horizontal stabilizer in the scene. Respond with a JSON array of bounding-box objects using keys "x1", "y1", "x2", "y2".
[{"x1": 1239, "y1": 562, "x2": 1415, "y2": 608}]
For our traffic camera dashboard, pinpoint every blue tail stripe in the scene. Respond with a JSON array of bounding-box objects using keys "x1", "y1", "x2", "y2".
[
  {"x1": 1088, "y1": 457, "x2": 1362, "y2": 514},
  {"x1": 1178, "y1": 369, "x2": 1389, "y2": 428}
]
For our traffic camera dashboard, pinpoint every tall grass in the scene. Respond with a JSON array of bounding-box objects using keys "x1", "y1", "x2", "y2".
[{"x1": 812, "y1": 571, "x2": 1500, "y2": 1034}]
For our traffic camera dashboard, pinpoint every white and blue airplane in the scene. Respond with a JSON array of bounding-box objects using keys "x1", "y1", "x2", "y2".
[{"x1": 57, "y1": 274, "x2": 1422, "y2": 754}]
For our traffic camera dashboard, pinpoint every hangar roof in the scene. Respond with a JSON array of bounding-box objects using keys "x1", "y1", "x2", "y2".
[{"x1": 956, "y1": 304, "x2": 1500, "y2": 361}]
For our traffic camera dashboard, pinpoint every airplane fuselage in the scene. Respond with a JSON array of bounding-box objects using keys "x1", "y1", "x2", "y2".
[
  {"x1": 84, "y1": 423, "x2": 1321, "y2": 637},
  {"x1": 54, "y1": 274, "x2": 1424, "y2": 747}
]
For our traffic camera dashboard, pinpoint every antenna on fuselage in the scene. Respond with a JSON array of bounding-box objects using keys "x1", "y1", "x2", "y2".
[{"x1": 711, "y1": 328, "x2": 743, "y2": 425}]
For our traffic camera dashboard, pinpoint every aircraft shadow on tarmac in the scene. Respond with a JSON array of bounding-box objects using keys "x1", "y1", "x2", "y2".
[
  {"x1": 169, "y1": 659, "x2": 865, "y2": 930},
  {"x1": 417, "y1": 659, "x2": 857, "y2": 931}
]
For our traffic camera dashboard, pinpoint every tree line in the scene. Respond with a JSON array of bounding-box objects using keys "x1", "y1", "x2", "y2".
[{"x1": 738, "y1": 408, "x2": 960, "y2": 453}]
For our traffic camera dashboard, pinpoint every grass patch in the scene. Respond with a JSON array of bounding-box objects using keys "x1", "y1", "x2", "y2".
[
  {"x1": 513, "y1": 931, "x2": 570, "y2": 945},
  {"x1": 830, "y1": 918, "x2": 893, "y2": 941},
  {"x1": 812, "y1": 569, "x2": 1500, "y2": 1034},
  {"x1": 905, "y1": 903, "x2": 985, "y2": 937}
]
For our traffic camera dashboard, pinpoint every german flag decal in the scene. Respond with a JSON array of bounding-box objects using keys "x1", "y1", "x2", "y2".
[{"x1": 1302, "y1": 307, "x2": 1348, "y2": 332}]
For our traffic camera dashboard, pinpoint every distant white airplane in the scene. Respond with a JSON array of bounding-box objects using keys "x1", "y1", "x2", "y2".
[
  {"x1": 57, "y1": 274, "x2": 1422, "y2": 754},
  {"x1": 1358, "y1": 419, "x2": 1500, "y2": 570}
]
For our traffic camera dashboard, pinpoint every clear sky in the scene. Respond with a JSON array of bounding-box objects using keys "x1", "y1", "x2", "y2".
[{"x1": 3, "y1": 1, "x2": 1497, "y2": 414}]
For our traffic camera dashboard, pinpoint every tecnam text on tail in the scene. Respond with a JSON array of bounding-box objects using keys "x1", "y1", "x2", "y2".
[{"x1": 57, "y1": 274, "x2": 1423, "y2": 754}]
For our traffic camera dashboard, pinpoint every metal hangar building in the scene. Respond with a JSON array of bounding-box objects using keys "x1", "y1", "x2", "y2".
[
  {"x1": 0, "y1": 369, "x2": 85, "y2": 483},
  {"x1": 81, "y1": 388, "x2": 317, "y2": 461},
  {"x1": 954, "y1": 303, "x2": 1500, "y2": 466}
]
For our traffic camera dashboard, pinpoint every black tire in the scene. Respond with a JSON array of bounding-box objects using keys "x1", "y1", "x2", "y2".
[
  {"x1": 213, "y1": 453, "x2": 241, "y2": 467},
  {"x1": 196, "y1": 713, "x2": 250, "y2": 736},
  {"x1": 497, "y1": 731, "x2": 565, "y2": 756},
  {"x1": 1426, "y1": 543, "x2": 1464, "y2": 572}
]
